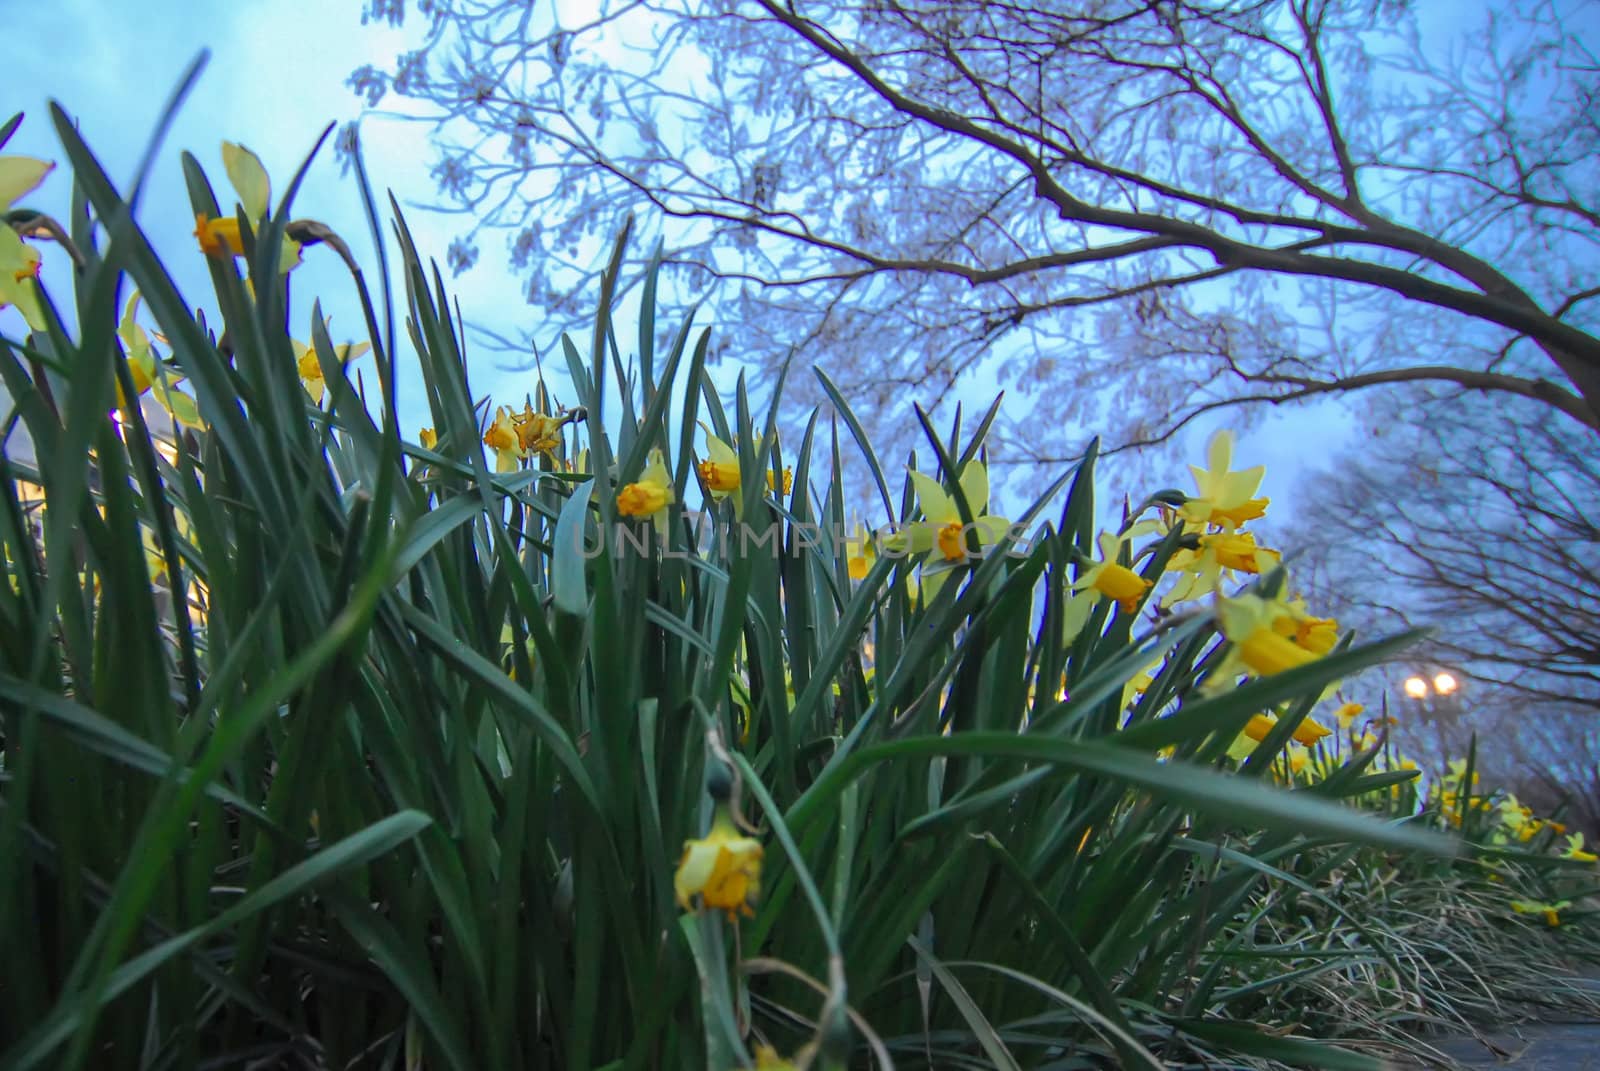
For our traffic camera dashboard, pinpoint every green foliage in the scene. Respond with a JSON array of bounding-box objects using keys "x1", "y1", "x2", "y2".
[{"x1": 0, "y1": 85, "x2": 1479, "y2": 1071}]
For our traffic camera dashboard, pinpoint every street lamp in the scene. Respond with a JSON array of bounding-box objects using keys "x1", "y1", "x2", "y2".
[{"x1": 1402, "y1": 670, "x2": 1463, "y2": 724}]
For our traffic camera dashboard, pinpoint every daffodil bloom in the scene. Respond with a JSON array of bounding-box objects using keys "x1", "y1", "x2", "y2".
[
  {"x1": 292, "y1": 333, "x2": 370, "y2": 405},
  {"x1": 696, "y1": 425, "x2": 786, "y2": 518},
  {"x1": 1121, "y1": 654, "x2": 1165, "y2": 711},
  {"x1": 1072, "y1": 522, "x2": 1160, "y2": 614},
  {"x1": 616, "y1": 448, "x2": 675, "y2": 542},
  {"x1": 483, "y1": 406, "x2": 523, "y2": 472},
  {"x1": 1561, "y1": 834, "x2": 1597, "y2": 863},
  {"x1": 1209, "y1": 587, "x2": 1341, "y2": 693},
  {"x1": 1242, "y1": 710, "x2": 1332, "y2": 747},
  {"x1": 0, "y1": 152, "x2": 54, "y2": 331},
  {"x1": 193, "y1": 142, "x2": 302, "y2": 272},
  {"x1": 1334, "y1": 701, "x2": 1365, "y2": 731},
  {"x1": 1280, "y1": 742, "x2": 1310, "y2": 779},
  {"x1": 1446, "y1": 758, "x2": 1481, "y2": 788},
  {"x1": 752, "y1": 1044, "x2": 799, "y2": 1069},
  {"x1": 1164, "y1": 530, "x2": 1281, "y2": 605},
  {"x1": 674, "y1": 807, "x2": 763, "y2": 920},
  {"x1": 844, "y1": 519, "x2": 878, "y2": 580},
  {"x1": 1181, "y1": 430, "x2": 1269, "y2": 530},
  {"x1": 114, "y1": 293, "x2": 203, "y2": 429},
  {"x1": 1271, "y1": 598, "x2": 1339, "y2": 655},
  {"x1": 512, "y1": 404, "x2": 572, "y2": 457},
  {"x1": 419, "y1": 428, "x2": 437, "y2": 450},
  {"x1": 893, "y1": 460, "x2": 1013, "y2": 605},
  {"x1": 1511, "y1": 899, "x2": 1569, "y2": 927}
]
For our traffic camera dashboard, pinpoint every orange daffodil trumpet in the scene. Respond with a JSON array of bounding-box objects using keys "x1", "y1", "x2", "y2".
[
  {"x1": 616, "y1": 448, "x2": 675, "y2": 542},
  {"x1": 193, "y1": 141, "x2": 302, "y2": 273},
  {"x1": 0, "y1": 151, "x2": 54, "y2": 331},
  {"x1": 695, "y1": 424, "x2": 791, "y2": 519}
]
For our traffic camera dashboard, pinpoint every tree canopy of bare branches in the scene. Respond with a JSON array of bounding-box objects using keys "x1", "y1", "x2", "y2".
[
  {"x1": 348, "y1": 0, "x2": 1600, "y2": 462},
  {"x1": 1290, "y1": 388, "x2": 1598, "y2": 789}
]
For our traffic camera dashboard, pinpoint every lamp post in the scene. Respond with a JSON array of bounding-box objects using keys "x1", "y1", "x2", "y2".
[
  {"x1": 1402, "y1": 669, "x2": 1465, "y2": 768},
  {"x1": 1403, "y1": 670, "x2": 1460, "y2": 722}
]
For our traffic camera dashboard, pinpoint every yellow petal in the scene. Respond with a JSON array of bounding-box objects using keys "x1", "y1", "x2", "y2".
[
  {"x1": 221, "y1": 141, "x2": 271, "y2": 220},
  {"x1": 0, "y1": 155, "x2": 54, "y2": 211}
]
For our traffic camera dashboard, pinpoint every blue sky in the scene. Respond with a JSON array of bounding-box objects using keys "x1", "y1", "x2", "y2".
[
  {"x1": 1, "y1": 0, "x2": 1358, "y2": 522},
  {"x1": 1, "y1": 0, "x2": 536, "y2": 451}
]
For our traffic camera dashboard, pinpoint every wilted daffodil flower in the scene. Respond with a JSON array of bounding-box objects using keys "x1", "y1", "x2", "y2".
[
  {"x1": 891, "y1": 460, "x2": 1013, "y2": 605},
  {"x1": 616, "y1": 448, "x2": 675, "y2": 542},
  {"x1": 0, "y1": 152, "x2": 54, "y2": 331},
  {"x1": 674, "y1": 806, "x2": 763, "y2": 920},
  {"x1": 513, "y1": 403, "x2": 575, "y2": 458},
  {"x1": 193, "y1": 141, "x2": 302, "y2": 273},
  {"x1": 1181, "y1": 430, "x2": 1268, "y2": 531}
]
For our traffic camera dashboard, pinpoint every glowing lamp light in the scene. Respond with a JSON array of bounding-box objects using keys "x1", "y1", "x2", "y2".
[
  {"x1": 1403, "y1": 676, "x2": 1429, "y2": 700},
  {"x1": 1433, "y1": 672, "x2": 1458, "y2": 696}
]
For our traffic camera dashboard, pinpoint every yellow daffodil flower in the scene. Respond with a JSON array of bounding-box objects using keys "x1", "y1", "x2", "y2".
[
  {"x1": 483, "y1": 406, "x2": 523, "y2": 472},
  {"x1": 674, "y1": 807, "x2": 763, "y2": 920},
  {"x1": 1181, "y1": 430, "x2": 1269, "y2": 530},
  {"x1": 1164, "y1": 530, "x2": 1281, "y2": 605},
  {"x1": 114, "y1": 292, "x2": 204, "y2": 429},
  {"x1": 1121, "y1": 653, "x2": 1165, "y2": 711},
  {"x1": 292, "y1": 331, "x2": 370, "y2": 405},
  {"x1": 1242, "y1": 710, "x2": 1332, "y2": 747},
  {"x1": 696, "y1": 424, "x2": 788, "y2": 518},
  {"x1": 1073, "y1": 526, "x2": 1158, "y2": 615},
  {"x1": 193, "y1": 141, "x2": 301, "y2": 272},
  {"x1": 419, "y1": 428, "x2": 437, "y2": 450},
  {"x1": 1271, "y1": 596, "x2": 1339, "y2": 655},
  {"x1": 0, "y1": 152, "x2": 54, "y2": 330},
  {"x1": 1561, "y1": 834, "x2": 1597, "y2": 863},
  {"x1": 892, "y1": 460, "x2": 1013, "y2": 605},
  {"x1": 617, "y1": 448, "x2": 675, "y2": 542},
  {"x1": 1511, "y1": 899, "x2": 1570, "y2": 927},
  {"x1": 1334, "y1": 701, "x2": 1365, "y2": 732},
  {"x1": 844, "y1": 518, "x2": 878, "y2": 580},
  {"x1": 752, "y1": 1044, "x2": 800, "y2": 1069},
  {"x1": 1209, "y1": 586, "x2": 1341, "y2": 693}
]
